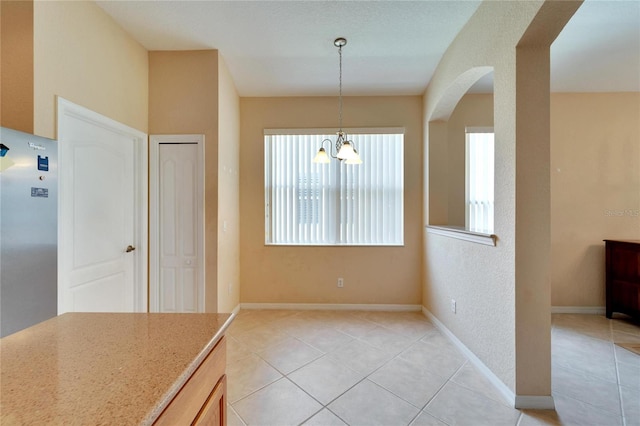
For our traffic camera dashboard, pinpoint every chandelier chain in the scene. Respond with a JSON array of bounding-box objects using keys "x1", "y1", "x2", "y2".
[
  {"x1": 338, "y1": 43, "x2": 343, "y2": 132},
  {"x1": 312, "y1": 37, "x2": 361, "y2": 165}
]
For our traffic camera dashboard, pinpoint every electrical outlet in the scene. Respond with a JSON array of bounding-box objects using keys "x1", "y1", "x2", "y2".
[
  {"x1": 451, "y1": 299, "x2": 456, "y2": 313},
  {"x1": 228, "y1": 282, "x2": 232, "y2": 295},
  {"x1": 337, "y1": 278, "x2": 344, "y2": 288}
]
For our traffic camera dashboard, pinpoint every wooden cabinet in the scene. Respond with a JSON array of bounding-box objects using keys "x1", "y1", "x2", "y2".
[
  {"x1": 194, "y1": 375, "x2": 227, "y2": 425},
  {"x1": 155, "y1": 337, "x2": 227, "y2": 425},
  {"x1": 605, "y1": 240, "x2": 640, "y2": 319},
  {"x1": 0, "y1": 313, "x2": 232, "y2": 424}
]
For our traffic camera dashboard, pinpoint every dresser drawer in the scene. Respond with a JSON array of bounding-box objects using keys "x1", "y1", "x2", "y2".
[{"x1": 155, "y1": 336, "x2": 226, "y2": 425}]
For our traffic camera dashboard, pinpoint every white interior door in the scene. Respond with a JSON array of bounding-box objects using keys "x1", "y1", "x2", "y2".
[
  {"x1": 150, "y1": 135, "x2": 204, "y2": 313},
  {"x1": 58, "y1": 98, "x2": 147, "y2": 313}
]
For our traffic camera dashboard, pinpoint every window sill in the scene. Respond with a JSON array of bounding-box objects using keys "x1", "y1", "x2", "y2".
[{"x1": 426, "y1": 225, "x2": 496, "y2": 246}]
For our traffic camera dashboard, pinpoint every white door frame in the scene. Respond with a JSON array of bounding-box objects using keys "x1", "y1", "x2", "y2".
[
  {"x1": 149, "y1": 134, "x2": 205, "y2": 312},
  {"x1": 57, "y1": 98, "x2": 148, "y2": 313}
]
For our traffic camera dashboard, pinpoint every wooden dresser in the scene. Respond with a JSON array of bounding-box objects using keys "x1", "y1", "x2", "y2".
[{"x1": 604, "y1": 240, "x2": 640, "y2": 319}]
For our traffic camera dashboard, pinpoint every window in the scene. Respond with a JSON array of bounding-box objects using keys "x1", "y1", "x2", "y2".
[
  {"x1": 465, "y1": 128, "x2": 494, "y2": 233},
  {"x1": 265, "y1": 130, "x2": 404, "y2": 245}
]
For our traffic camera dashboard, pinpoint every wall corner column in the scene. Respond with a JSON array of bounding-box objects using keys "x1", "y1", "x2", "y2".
[
  {"x1": 1, "y1": 0, "x2": 34, "y2": 133},
  {"x1": 514, "y1": 44, "x2": 552, "y2": 400},
  {"x1": 513, "y1": 0, "x2": 583, "y2": 402}
]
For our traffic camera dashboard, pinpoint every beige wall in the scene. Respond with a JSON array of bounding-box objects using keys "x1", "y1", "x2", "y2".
[
  {"x1": 31, "y1": 0, "x2": 241, "y2": 314},
  {"x1": 423, "y1": 0, "x2": 580, "y2": 399},
  {"x1": 22, "y1": 0, "x2": 238, "y2": 315},
  {"x1": 33, "y1": 1, "x2": 148, "y2": 138},
  {"x1": 149, "y1": 50, "x2": 220, "y2": 312},
  {"x1": 217, "y1": 56, "x2": 241, "y2": 313},
  {"x1": 443, "y1": 93, "x2": 640, "y2": 309},
  {"x1": 551, "y1": 93, "x2": 640, "y2": 307},
  {"x1": 1, "y1": 0, "x2": 34, "y2": 133},
  {"x1": 240, "y1": 96, "x2": 423, "y2": 305}
]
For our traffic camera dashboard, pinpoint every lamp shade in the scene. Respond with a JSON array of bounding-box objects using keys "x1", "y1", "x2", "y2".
[
  {"x1": 345, "y1": 149, "x2": 362, "y2": 164},
  {"x1": 313, "y1": 147, "x2": 331, "y2": 164},
  {"x1": 337, "y1": 141, "x2": 357, "y2": 160}
]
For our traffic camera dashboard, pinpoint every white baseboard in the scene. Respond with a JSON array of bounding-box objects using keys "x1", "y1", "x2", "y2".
[
  {"x1": 421, "y1": 307, "x2": 517, "y2": 407},
  {"x1": 514, "y1": 395, "x2": 555, "y2": 410},
  {"x1": 551, "y1": 306, "x2": 605, "y2": 315},
  {"x1": 421, "y1": 307, "x2": 556, "y2": 410},
  {"x1": 240, "y1": 303, "x2": 422, "y2": 312},
  {"x1": 230, "y1": 304, "x2": 241, "y2": 317}
]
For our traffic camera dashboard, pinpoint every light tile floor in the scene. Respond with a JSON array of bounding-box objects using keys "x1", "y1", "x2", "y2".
[{"x1": 225, "y1": 310, "x2": 640, "y2": 426}]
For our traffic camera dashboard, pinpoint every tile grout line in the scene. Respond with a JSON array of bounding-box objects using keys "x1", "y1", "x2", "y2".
[
  {"x1": 231, "y1": 311, "x2": 637, "y2": 425},
  {"x1": 229, "y1": 375, "x2": 282, "y2": 406},
  {"x1": 551, "y1": 380, "x2": 628, "y2": 417},
  {"x1": 611, "y1": 318, "x2": 627, "y2": 426},
  {"x1": 448, "y1": 362, "x2": 515, "y2": 409},
  {"x1": 257, "y1": 336, "x2": 326, "y2": 376},
  {"x1": 264, "y1": 313, "x2": 438, "y2": 425},
  {"x1": 425, "y1": 380, "x2": 463, "y2": 425},
  {"x1": 551, "y1": 315, "x2": 630, "y2": 424},
  {"x1": 239, "y1": 311, "x2": 444, "y2": 424},
  {"x1": 233, "y1": 314, "x2": 414, "y2": 425},
  {"x1": 228, "y1": 403, "x2": 248, "y2": 426},
  {"x1": 278, "y1": 375, "x2": 328, "y2": 425},
  {"x1": 514, "y1": 410, "x2": 524, "y2": 426},
  {"x1": 415, "y1": 365, "x2": 461, "y2": 426},
  {"x1": 287, "y1": 354, "x2": 367, "y2": 407}
]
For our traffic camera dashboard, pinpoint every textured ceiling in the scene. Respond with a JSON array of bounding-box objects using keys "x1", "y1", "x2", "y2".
[
  {"x1": 96, "y1": 0, "x2": 640, "y2": 96},
  {"x1": 551, "y1": 0, "x2": 640, "y2": 93}
]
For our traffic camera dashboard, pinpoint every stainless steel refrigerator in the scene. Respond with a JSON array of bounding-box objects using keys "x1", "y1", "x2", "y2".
[{"x1": 0, "y1": 126, "x2": 58, "y2": 337}]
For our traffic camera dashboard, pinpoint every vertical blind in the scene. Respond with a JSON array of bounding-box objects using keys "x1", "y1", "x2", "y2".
[
  {"x1": 265, "y1": 132, "x2": 404, "y2": 245},
  {"x1": 466, "y1": 129, "x2": 494, "y2": 233}
]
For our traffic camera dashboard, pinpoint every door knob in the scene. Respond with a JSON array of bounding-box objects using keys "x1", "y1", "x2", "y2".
[{"x1": 125, "y1": 245, "x2": 136, "y2": 253}]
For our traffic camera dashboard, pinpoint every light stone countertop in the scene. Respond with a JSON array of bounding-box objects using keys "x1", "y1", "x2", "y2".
[{"x1": 0, "y1": 312, "x2": 233, "y2": 425}]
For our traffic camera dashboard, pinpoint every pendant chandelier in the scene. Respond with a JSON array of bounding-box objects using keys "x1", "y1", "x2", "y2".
[{"x1": 313, "y1": 38, "x2": 362, "y2": 165}]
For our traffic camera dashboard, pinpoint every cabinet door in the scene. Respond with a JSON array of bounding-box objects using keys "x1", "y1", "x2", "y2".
[
  {"x1": 154, "y1": 338, "x2": 226, "y2": 425},
  {"x1": 193, "y1": 375, "x2": 227, "y2": 426}
]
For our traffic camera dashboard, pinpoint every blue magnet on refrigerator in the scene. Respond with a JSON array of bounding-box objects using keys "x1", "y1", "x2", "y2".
[{"x1": 38, "y1": 155, "x2": 49, "y2": 171}]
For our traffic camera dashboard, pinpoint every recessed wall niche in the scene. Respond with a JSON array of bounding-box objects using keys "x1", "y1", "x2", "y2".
[{"x1": 427, "y1": 70, "x2": 494, "y2": 232}]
